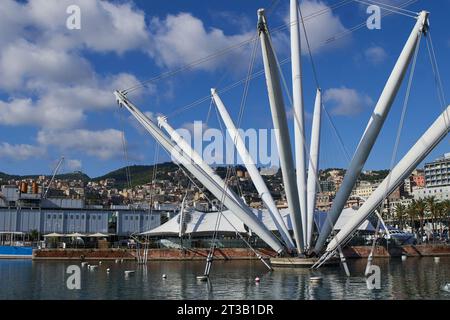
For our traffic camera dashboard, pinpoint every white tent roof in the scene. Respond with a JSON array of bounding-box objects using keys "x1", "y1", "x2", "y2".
[
  {"x1": 142, "y1": 207, "x2": 374, "y2": 237},
  {"x1": 142, "y1": 210, "x2": 246, "y2": 236}
]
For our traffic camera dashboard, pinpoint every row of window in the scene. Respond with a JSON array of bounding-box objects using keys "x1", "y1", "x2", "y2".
[
  {"x1": 124, "y1": 215, "x2": 155, "y2": 221},
  {"x1": 46, "y1": 214, "x2": 104, "y2": 220}
]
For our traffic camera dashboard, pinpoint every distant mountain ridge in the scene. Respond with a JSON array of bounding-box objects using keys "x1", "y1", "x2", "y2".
[{"x1": 0, "y1": 162, "x2": 180, "y2": 189}]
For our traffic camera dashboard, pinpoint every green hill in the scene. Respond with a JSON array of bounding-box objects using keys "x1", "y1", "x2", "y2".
[{"x1": 93, "y1": 162, "x2": 179, "y2": 188}]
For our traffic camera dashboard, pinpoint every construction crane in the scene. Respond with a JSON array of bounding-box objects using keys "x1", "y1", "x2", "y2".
[{"x1": 43, "y1": 157, "x2": 65, "y2": 199}]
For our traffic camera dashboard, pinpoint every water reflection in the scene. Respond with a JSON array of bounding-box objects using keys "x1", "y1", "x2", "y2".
[{"x1": 0, "y1": 257, "x2": 449, "y2": 300}]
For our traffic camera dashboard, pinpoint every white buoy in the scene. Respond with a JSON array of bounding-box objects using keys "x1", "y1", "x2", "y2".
[
  {"x1": 401, "y1": 255, "x2": 407, "y2": 261},
  {"x1": 434, "y1": 257, "x2": 440, "y2": 263},
  {"x1": 120, "y1": 259, "x2": 124, "y2": 263},
  {"x1": 106, "y1": 268, "x2": 111, "y2": 273},
  {"x1": 99, "y1": 261, "x2": 102, "y2": 265},
  {"x1": 81, "y1": 262, "x2": 88, "y2": 267},
  {"x1": 124, "y1": 270, "x2": 135, "y2": 276},
  {"x1": 162, "y1": 274, "x2": 167, "y2": 279},
  {"x1": 255, "y1": 277, "x2": 260, "y2": 283},
  {"x1": 115, "y1": 259, "x2": 119, "y2": 263},
  {"x1": 197, "y1": 275, "x2": 208, "y2": 282}
]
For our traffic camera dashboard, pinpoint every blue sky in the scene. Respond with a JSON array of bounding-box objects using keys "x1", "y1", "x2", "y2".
[{"x1": 0, "y1": 0, "x2": 449, "y2": 177}]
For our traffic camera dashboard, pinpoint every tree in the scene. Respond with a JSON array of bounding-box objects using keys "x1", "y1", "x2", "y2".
[
  {"x1": 394, "y1": 203, "x2": 406, "y2": 230},
  {"x1": 425, "y1": 196, "x2": 438, "y2": 231},
  {"x1": 407, "y1": 201, "x2": 417, "y2": 234},
  {"x1": 414, "y1": 199, "x2": 427, "y2": 235}
]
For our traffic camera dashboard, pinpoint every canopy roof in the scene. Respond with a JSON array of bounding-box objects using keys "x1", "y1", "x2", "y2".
[
  {"x1": 141, "y1": 207, "x2": 373, "y2": 237},
  {"x1": 88, "y1": 233, "x2": 109, "y2": 238},
  {"x1": 44, "y1": 233, "x2": 65, "y2": 237}
]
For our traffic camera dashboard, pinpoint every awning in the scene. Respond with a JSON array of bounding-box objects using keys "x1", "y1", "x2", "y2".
[
  {"x1": 65, "y1": 233, "x2": 87, "y2": 237},
  {"x1": 88, "y1": 233, "x2": 109, "y2": 238},
  {"x1": 44, "y1": 233, "x2": 65, "y2": 237}
]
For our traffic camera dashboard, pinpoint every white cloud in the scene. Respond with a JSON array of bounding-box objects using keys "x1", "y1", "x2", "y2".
[
  {"x1": 282, "y1": 0, "x2": 349, "y2": 55},
  {"x1": 0, "y1": 73, "x2": 142, "y2": 129},
  {"x1": 324, "y1": 87, "x2": 373, "y2": 116},
  {"x1": 364, "y1": 46, "x2": 388, "y2": 64},
  {"x1": 148, "y1": 12, "x2": 253, "y2": 71},
  {"x1": 37, "y1": 129, "x2": 124, "y2": 160},
  {"x1": 0, "y1": 142, "x2": 45, "y2": 161},
  {"x1": 24, "y1": 0, "x2": 149, "y2": 55},
  {"x1": 66, "y1": 159, "x2": 82, "y2": 171},
  {"x1": 0, "y1": 40, "x2": 93, "y2": 91}
]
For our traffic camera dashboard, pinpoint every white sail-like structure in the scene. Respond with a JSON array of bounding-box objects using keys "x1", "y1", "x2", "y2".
[
  {"x1": 114, "y1": 90, "x2": 285, "y2": 254},
  {"x1": 306, "y1": 89, "x2": 322, "y2": 249},
  {"x1": 314, "y1": 11, "x2": 429, "y2": 254},
  {"x1": 258, "y1": 8, "x2": 305, "y2": 254},
  {"x1": 290, "y1": 0, "x2": 308, "y2": 246},
  {"x1": 211, "y1": 89, "x2": 295, "y2": 250},
  {"x1": 325, "y1": 105, "x2": 450, "y2": 256}
]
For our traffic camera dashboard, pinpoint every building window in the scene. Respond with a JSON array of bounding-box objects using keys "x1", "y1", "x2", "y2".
[
  {"x1": 125, "y1": 216, "x2": 128, "y2": 221},
  {"x1": 76, "y1": 215, "x2": 79, "y2": 220},
  {"x1": 92, "y1": 216, "x2": 96, "y2": 220},
  {"x1": 48, "y1": 214, "x2": 51, "y2": 219}
]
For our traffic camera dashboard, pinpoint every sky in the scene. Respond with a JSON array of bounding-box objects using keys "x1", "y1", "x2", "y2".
[{"x1": 0, "y1": 0, "x2": 449, "y2": 177}]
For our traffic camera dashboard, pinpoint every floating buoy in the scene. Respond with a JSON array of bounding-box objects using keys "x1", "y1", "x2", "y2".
[
  {"x1": 255, "y1": 277, "x2": 261, "y2": 283},
  {"x1": 197, "y1": 275, "x2": 208, "y2": 282},
  {"x1": 120, "y1": 259, "x2": 124, "y2": 263},
  {"x1": 124, "y1": 270, "x2": 135, "y2": 276},
  {"x1": 401, "y1": 255, "x2": 407, "y2": 261},
  {"x1": 106, "y1": 268, "x2": 111, "y2": 273},
  {"x1": 162, "y1": 274, "x2": 167, "y2": 279},
  {"x1": 434, "y1": 257, "x2": 440, "y2": 263},
  {"x1": 310, "y1": 276, "x2": 322, "y2": 283},
  {"x1": 81, "y1": 262, "x2": 88, "y2": 267},
  {"x1": 99, "y1": 261, "x2": 102, "y2": 265},
  {"x1": 115, "y1": 259, "x2": 119, "y2": 263},
  {"x1": 441, "y1": 283, "x2": 450, "y2": 292}
]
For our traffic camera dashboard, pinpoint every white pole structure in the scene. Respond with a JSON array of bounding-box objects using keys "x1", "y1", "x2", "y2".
[
  {"x1": 325, "y1": 105, "x2": 450, "y2": 256},
  {"x1": 290, "y1": 0, "x2": 308, "y2": 246},
  {"x1": 258, "y1": 8, "x2": 305, "y2": 254},
  {"x1": 306, "y1": 89, "x2": 322, "y2": 249},
  {"x1": 114, "y1": 90, "x2": 285, "y2": 254},
  {"x1": 211, "y1": 88, "x2": 295, "y2": 250},
  {"x1": 157, "y1": 116, "x2": 241, "y2": 205},
  {"x1": 43, "y1": 156, "x2": 65, "y2": 199},
  {"x1": 313, "y1": 11, "x2": 429, "y2": 254}
]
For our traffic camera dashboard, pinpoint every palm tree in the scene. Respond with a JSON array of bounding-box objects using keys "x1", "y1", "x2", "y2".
[
  {"x1": 441, "y1": 199, "x2": 450, "y2": 229},
  {"x1": 394, "y1": 203, "x2": 406, "y2": 230},
  {"x1": 425, "y1": 196, "x2": 438, "y2": 231},
  {"x1": 407, "y1": 201, "x2": 417, "y2": 234},
  {"x1": 415, "y1": 199, "x2": 427, "y2": 235}
]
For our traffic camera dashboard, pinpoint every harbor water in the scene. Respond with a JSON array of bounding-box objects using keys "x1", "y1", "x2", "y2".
[{"x1": 0, "y1": 257, "x2": 449, "y2": 300}]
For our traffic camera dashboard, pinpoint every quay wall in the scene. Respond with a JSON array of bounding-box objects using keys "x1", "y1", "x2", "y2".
[{"x1": 32, "y1": 245, "x2": 450, "y2": 261}]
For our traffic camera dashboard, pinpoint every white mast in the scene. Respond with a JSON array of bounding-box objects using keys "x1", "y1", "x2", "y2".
[
  {"x1": 114, "y1": 90, "x2": 285, "y2": 253},
  {"x1": 325, "y1": 104, "x2": 450, "y2": 255},
  {"x1": 157, "y1": 116, "x2": 241, "y2": 205},
  {"x1": 290, "y1": 0, "x2": 308, "y2": 246},
  {"x1": 43, "y1": 156, "x2": 65, "y2": 199},
  {"x1": 313, "y1": 11, "x2": 429, "y2": 254},
  {"x1": 211, "y1": 88, "x2": 295, "y2": 250},
  {"x1": 306, "y1": 89, "x2": 322, "y2": 249},
  {"x1": 258, "y1": 8, "x2": 305, "y2": 253}
]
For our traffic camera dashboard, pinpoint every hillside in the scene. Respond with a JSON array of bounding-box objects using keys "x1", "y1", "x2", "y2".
[{"x1": 93, "y1": 162, "x2": 180, "y2": 188}]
